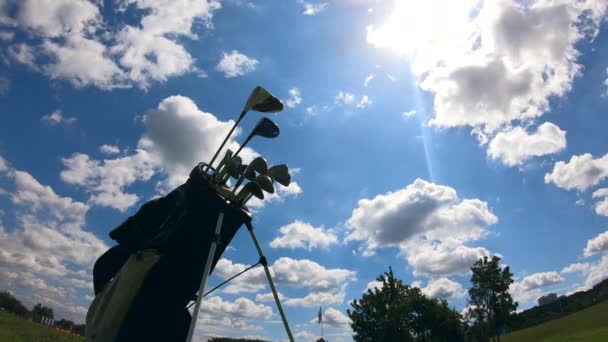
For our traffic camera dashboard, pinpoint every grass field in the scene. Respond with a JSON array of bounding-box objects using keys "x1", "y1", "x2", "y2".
[
  {"x1": 503, "y1": 300, "x2": 608, "y2": 342},
  {"x1": 0, "y1": 311, "x2": 83, "y2": 342}
]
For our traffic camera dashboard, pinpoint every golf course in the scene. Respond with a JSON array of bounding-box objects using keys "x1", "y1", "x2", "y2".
[
  {"x1": 0, "y1": 311, "x2": 83, "y2": 342},
  {"x1": 503, "y1": 300, "x2": 608, "y2": 341}
]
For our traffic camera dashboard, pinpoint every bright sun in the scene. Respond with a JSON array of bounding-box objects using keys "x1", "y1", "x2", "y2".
[{"x1": 367, "y1": 0, "x2": 477, "y2": 58}]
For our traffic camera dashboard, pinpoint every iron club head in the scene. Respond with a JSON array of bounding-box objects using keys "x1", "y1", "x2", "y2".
[
  {"x1": 233, "y1": 157, "x2": 268, "y2": 192},
  {"x1": 254, "y1": 175, "x2": 275, "y2": 194},
  {"x1": 236, "y1": 181, "x2": 264, "y2": 203},
  {"x1": 267, "y1": 164, "x2": 291, "y2": 187}
]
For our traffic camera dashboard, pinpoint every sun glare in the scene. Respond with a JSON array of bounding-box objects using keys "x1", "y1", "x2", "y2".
[{"x1": 367, "y1": 0, "x2": 478, "y2": 59}]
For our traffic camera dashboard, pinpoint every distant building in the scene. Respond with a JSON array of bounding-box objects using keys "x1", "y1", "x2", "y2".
[{"x1": 538, "y1": 293, "x2": 558, "y2": 306}]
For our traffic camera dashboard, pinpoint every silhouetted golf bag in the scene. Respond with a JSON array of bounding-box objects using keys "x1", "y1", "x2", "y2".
[{"x1": 86, "y1": 174, "x2": 249, "y2": 341}]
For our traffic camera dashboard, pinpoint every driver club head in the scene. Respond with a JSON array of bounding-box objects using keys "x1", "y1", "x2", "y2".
[
  {"x1": 267, "y1": 164, "x2": 291, "y2": 187},
  {"x1": 243, "y1": 86, "x2": 284, "y2": 113},
  {"x1": 236, "y1": 181, "x2": 264, "y2": 203},
  {"x1": 251, "y1": 117, "x2": 280, "y2": 139},
  {"x1": 254, "y1": 175, "x2": 275, "y2": 194}
]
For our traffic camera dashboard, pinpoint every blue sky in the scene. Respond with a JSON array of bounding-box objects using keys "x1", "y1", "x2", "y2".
[{"x1": 2, "y1": 0, "x2": 608, "y2": 341}]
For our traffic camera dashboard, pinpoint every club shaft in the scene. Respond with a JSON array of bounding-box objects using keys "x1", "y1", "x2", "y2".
[
  {"x1": 186, "y1": 211, "x2": 225, "y2": 342},
  {"x1": 207, "y1": 111, "x2": 245, "y2": 171},
  {"x1": 232, "y1": 134, "x2": 253, "y2": 160},
  {"x1": 245, "y1": 222, "x2": 294, "y2": 342}
]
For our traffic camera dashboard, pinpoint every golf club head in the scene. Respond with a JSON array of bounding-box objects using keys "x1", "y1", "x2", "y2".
[
  {"x1": 238, "y1": 164, "x2": 257, "y2": 181},
  {"x1": 243, "y1": 86, "x2": 284, "y2": 113},
  {"x1": 248, "y1": 156, "x2": 268, "y2": 175},
  {"x1": 221, "y1": 155, "x2": 243, "y2": 183},
  {"x1": 268, "y1": 164, "x2": 291, "y2": 187},
  {"x1": 236, "y1": 181, "x2": 264, "y2": 203},
  {"x1": 215, "y1": 149, "x2": 233, "y2": 177},
  {"x1": 254, "y1": 175, "x2": 275, "y2": 194},
  {"x1": 251, "y1": 117, "x2": 280, "y2": 139}
]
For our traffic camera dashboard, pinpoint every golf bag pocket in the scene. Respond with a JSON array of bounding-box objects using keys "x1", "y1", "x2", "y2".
[{"x1": 85, "y1": 249, "x2": 160, "y2": 341}]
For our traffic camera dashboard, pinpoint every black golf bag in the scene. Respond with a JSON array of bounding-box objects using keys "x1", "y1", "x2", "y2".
[{"x1": 86, "y1": 168, "x2": 250, "y2": 341}]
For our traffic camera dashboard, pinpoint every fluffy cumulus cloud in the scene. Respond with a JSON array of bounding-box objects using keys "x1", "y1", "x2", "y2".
[
  {"x1": 286, "y1": 87, "x2": 303, "y2": 108},
  {"x1": 367, "y1": 0, "x2": 605, "y2": 163},
  {"x1": 346, "y1": 179, "x2": 497, "y2": 276},
  {"x1": 583, "y1": 231, "x2": 608, "y2": 257},
  {"x1": 420, "y1": 278, "x2": 465, "y2": 299},
  {"x1": 284, "y1": 290, "x2": 345, "y2": 307},
  {"x1": 41, "y1": 109, "x2": 77, "y2": 125},
  {"x1": 0, "y1": 156, "x2": 108, "y2": 321},
  {"x1": 269, "y1": 220, "x2": 338, "y2": 250},
  {"x1": 592, "y1": 188, "x2": 608, "y2": 216},
  {"x1": 214, "y1": 257, "x2": 356, "y2": 294},
  {"x1": 545, "y1": 153, "x2": 608, "y2": 191},
  {"x1": 216, "y1": 50, "x2": 258, "y2": 78},
  {"x1": 99, "y1": 144, "x2": 120, "y2": 155},
  {"x1": 310, "y1": 307, "x2": 350, "y2": 327},
  {"x1": 194, "y1": 295, "x2": 271, "y2": 335},
  {"x1": 487, "y1": 122, "x2": 566, "y2": 166},
  {"x1": 510, "y1": 271, "x2": 564, "y2": 304},
  {"x1": 2, "y1": 0, "x2": 221, "y2": 89},
  {"x1": 60, "y1": 150, "x2": 156, "y2": 212}
]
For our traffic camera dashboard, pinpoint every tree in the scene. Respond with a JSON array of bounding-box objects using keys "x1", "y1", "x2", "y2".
[
  {"x1": 32, "y1": 303, "x2": 54, "y2": 324},
  {"x1": 466, "y1": 256, "x2": 517, "y2": 342},
  {"x1": 0, "y1": 291, "x2": 29, "y2": 317},
  {"x1": 348, "y1": 267, "x2": 464, "y2": 342}
]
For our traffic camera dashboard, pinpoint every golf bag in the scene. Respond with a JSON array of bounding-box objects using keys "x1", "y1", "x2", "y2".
[{"x1": 86, "y1": 165, "x2": 250, "y2": 341}]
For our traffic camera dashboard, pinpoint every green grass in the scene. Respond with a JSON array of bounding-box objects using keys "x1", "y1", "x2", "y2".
[
  {"x1": 503, "y1": 300, "x2": 608, "y2": 342},
  {"x1": 0, "y1": 311, "x2": 83, "y2": 342}
]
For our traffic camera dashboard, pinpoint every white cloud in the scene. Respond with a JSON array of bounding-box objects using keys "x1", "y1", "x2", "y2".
[
  {"x1": 363, "y1": 74, "x2": 374, "y2": 87},
  {"x1": 367, "y1": 0, "x2": 605, "y2": 161},
  {"x1": 545, "y1": 153, "x2": 608, "y2": 191},
  {"x1": 99, "y1": 144, "x2": 120, "y2": 155},
  {"x1": 402, "y1": 109, "x2": 416, "y2": 119},
  {"x1": 17, "y1": 0, "x2": 100, "y2": 38},
  {"x1": 216, "y1": 50, "x2": 258, "y2": 78},
  {"x1": 347, "y1": 179, "x2": 496, "y2": 251},
  {"x1": 510, "y1": 271, "x2": 564, "y2": 306},
  {"x1": 8, "y1": 43, "x2": 38, "y2": 70},
  {"x1": 269, "y1": 220, "x2": 338, "y2": 251},
  {"x1": 254, "y1": 292, "x2": 285, "y2": 302},
  {"x1": 60, "y1": 150, "x2": 156, "y2": 212},
  {"x1": 487, "y1": 122, "x2": 566, "y2": 166},
  {"x1": 301, "y1": 2, "x2": 328, "y2": 16},
  {"x1": 41, "y1": 110, "x2": 77, "y2": 125},
  {"x1": 420, "y1": 278, "x2": 465, "y2": 299},
  {"x1": 346, "y1": 179, "x2": 497, "y2": 276},
  {"x1": 214, "y1": 257, "x2": 356, "y2": 294},
  {"x1": 404, "y1": 243, "x2": 491, "y2": 276},
  {"x1": 311, "y1": 307, "x2": 350, "y2": 327},
  {"x1": 561, "y1": 262, "x2": 592, "y2": 275},
  {"x1": 200, "y1": 296, "x2": 272, "y2": 320},
  {"x1": 592, "y1": 188, "x2": 608, "y2": 216},
  {"x1": 364, "y1": 280, "x2": 383, "y2": 292},
  {"x1": 356, "y1": 95, "x2": 372, "y2": 109},
  {"x1": 286, "y1": 87, "x2": 302, "y2": 108},
  {"x1": 335, "y1": 91, "x2": 355, "y2": 106},
  {"x1": 5, "y1": 0, "x2": 222, "y2": 89},
  {"x1": 0, "y1": 162, "x2": 108, "y2": 322},
  {"x1": 0, "y1": 154, "x2": 8, "y2": 172},
  {"x1": 583, "y1": 231, "x2": 608, "y2": 257},
  {"x1": 285, "y1": 290, "x2": 345, "y2": 307},
  {"x1": 581, "y1": 254, "x2": 608, "y2": 289},
  {"x1": 520, "y1": 272, "x2": 564, "y2": 290}
]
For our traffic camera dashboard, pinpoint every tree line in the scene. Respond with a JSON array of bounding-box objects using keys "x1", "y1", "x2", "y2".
[
  {"x1": 348, "y1": 256, "x2": 517, "y2": 342},
  {"x1": 0, "y1": 291, "x2": 85, "y2": 336}
]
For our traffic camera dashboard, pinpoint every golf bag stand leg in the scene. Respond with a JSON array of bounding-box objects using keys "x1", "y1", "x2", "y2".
[
  {"x1": 245, "y1": 221, "x2": 294, "y2": 342},
  {"x1": 186, "y1": 210, "x2": 225, "y2": 342}
]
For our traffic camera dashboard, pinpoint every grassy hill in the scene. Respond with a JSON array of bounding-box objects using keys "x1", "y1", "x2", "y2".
[
  {"x1": 0, "y1": 311, "x2": 83, "y2": 342},
  {"x1": 503, "y1": 300, "x2": 608, "y2": 342}
]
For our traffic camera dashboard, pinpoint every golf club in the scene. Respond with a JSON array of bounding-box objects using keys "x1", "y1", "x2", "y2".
[
  {"x1": 206, "y1": 86, "x2": 283, "y2": 172},
  {"x1": 254, "y1": 175, "x2": 275, "y2": 194},
  {"x1": 267, "y1": 164, "x2": 291, "y2": 187},
  {"x1": 214, "y1": 149, "x2": 233, "y2": 182},
  {"x1": 236, "y1": 181, "x2": 264, "y2": 203},
  {"x1": 233, "y1": 157, "x2": 268, "y2": 192},
  {"x1": 232, "y1": 117, "x2": 280, "y2": 159}
]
